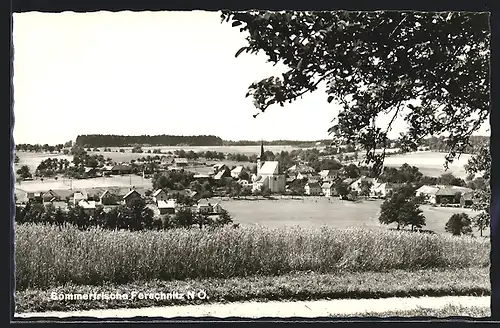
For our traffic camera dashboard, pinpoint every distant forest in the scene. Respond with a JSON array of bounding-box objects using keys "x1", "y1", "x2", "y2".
[
  {"x1": 75, "y1": 135, "x2": 224, "y2": 147},
  {"x1": 17, "y1": 134, "x2": 489, "y2": 154}
]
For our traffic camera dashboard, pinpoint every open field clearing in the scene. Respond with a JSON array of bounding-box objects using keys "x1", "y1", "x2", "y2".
[
  {"x1": 382, "y1": 152, "x2": 472, "y2": 178},
  {"x1": 14, "y1": 268, "x2": 489, "y2": 314},
  {"x1": 15, "y1": 223, "x2": 489, "y2": 290},
  {"x1": 14, "y1": 152, "x2": 73, "y2": 174},
  {"x1": 214, "y1": 197, "x2": 482, "y2": 236},
  {"x1": 15, "y1": 175, "x2": 151, "y2": 193}
]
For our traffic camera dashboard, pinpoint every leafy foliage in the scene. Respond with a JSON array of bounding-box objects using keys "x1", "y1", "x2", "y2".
[
  {"x1": 222, "y1": 11, "x2": 490, "y2": 175},
  {"x1": 379, "y1": 185, "x2": 426, "y2": 230},
  {"x1": 445, "y1": 213, "x2": 473, "y2": 236}
]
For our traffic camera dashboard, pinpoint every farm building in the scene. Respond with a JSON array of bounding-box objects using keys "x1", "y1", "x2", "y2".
[
  {"x1": 197, "y1": 199, "x2": 213, "y2": 214},
  {"x1": 213, "y1": 203, "x2": 223, "y2": 213},
  {"x1": 460, "y1": 191, "x2": 475, "y2": 208},
  {"x1": 370, "y1": 182, "x2": 393, "y2": 199},
  {"x1": 214, "y1": 167, "x2": 232, "y2": 181},
  {"x1": 100, "y1": 190, "x2": 119, "y2": 205},
  {"x1": 123, "y1": 189, "x2": 143, "y2": 207},
  {"x1": 78, "y1": 200, "x2": 96, "y2": 216},
  {"x1": 83, "y1": 167, "x2": 98, "y2": 178},
  {"x1": 435, "y1": 187, "x2": 462, "y2": 205},
  {"x1": 173, "y1": 157, "x2": 189, "y2": 167},
  {"x1": 231, "y1": 166, "x2": 247, "y2": 179},
  {"x1": 305, "y1": 182, "x2": 322, "y2": 196},
  {"x1": 72, "y1": 190, "x2": 88, "y2": 205},
  {"x1": 416, "y1": 185, "x2": 440, "y2": 204},
  {"x1": 26, "y1": 192, "x2": 43, "y2": 203},
  {"x1": 321, "y1": 182, "x2": 336, "y2": 197},
  {"x1": 110, "y1": 164, "x2": 132, "y2": 175},
  {"x1": 152, "y1": 189, "x2": 168, "y2": 204},
  {"x1": 213, "y1": 163, "x2": 228, "y2": 174},
  {"x1": 157, "y1": 200, "x2": 176, "y2": 214},
  {"x1": 319, "y1": 169, "x2": 338, "y2": 182},
  {"x1": 42, "y1": 190, "x2": 59, "y2": 203}
]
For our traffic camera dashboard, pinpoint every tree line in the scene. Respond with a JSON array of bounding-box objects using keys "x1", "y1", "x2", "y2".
[
  {"x1": 15, "y1": 200, "x2": 234, "y2": 231},
  {"x1": 75, "y1": 134, "x2": 224, "y2": 147}
]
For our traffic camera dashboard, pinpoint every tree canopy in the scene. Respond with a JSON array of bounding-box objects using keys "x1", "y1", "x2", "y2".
[{"x1": 222, "y1": 10, "x2": 490, "y2": 175}]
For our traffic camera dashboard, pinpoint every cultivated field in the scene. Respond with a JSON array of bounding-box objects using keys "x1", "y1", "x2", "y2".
[
  {"x1": 15, "y1": 223, "x2": 489, "y2": 290},
  {"x1": 13, "y1": 152, "x2": 72, "y2": 175},
  {"x1": 383, "y1": 151, "x2": 472, "y2": 178},
  {"x1": 15, "y1": 175, "x2": 152, "y2": 193},
  {"x1": 214, "y1": 197, "x2": 484, "y2": 236}
]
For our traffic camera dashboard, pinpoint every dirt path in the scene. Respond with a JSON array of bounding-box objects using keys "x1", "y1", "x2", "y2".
[{"x1": 15, "y1": 296, "x2": 489, "y2": 319}]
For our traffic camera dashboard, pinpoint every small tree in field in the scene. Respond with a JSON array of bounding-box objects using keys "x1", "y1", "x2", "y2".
[
  {"x1": 379, "y1": 185, "x2": 426, "y2": 230},
  {"x1": 16, "y1": 165, "x2": 32, "y2": 180},
  {"x1": 359, "y1": 180, "x2": 373, "y2": 198},
  {"x1": 473, "y1": 212, "x2": 489, "y2": 237},
  {"x1": 445, "y1": 213, "x2": 473, "y2": 236}
]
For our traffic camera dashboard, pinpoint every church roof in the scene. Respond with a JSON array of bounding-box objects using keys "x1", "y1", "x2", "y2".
[{"x1": 259, "y1": 161, "x2": 279, "y2": 175}]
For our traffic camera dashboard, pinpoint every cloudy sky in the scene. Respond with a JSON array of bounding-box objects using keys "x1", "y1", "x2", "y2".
[{"x1": 12, "y1": 11, "x2": 489, "y2": 145}]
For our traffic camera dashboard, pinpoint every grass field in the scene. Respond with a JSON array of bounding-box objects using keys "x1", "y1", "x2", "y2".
[
  {"x1": 15, "y1": 175, "x2": 152, "y2": 193},
  {"x1": 15, "y1": 267, "x2": 489, "y2": 313},
  {"x1": 214, "y1": 197, "x2": 483, "y2": 236},
  {"x1": 15, "y1": 223, "x2": 489, "y2": 291}
]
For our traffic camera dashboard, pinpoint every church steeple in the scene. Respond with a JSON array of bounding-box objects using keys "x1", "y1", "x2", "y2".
[{"x1": 258, "y1": 139, "x2": 266, "y2": 161}]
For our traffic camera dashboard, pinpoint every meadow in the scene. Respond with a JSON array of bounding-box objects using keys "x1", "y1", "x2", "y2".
[
  {"x1": 215, "y1": 197, "x2": 482, "y2": 236},
  {"x1": 15, "y1": 223, "x2": 489, "y2": 291}
]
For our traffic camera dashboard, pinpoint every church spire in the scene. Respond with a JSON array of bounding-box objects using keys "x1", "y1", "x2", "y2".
[{"x1": 258, "y1": 139, "x2": 266, "y2": 161}]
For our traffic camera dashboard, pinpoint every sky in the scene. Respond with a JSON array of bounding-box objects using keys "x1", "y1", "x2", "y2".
[{"x1": 12, "y1": 11, "x2": 490, "y2": 145}]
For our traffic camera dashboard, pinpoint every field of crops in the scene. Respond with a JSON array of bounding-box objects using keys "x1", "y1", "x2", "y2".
[{"x1": 15, "y1": 223, "x2": 489, "y2": 290}]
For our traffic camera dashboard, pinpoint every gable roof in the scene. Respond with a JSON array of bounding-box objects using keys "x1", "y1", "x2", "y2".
[
  {"x1": 259, "y1": 161, "x2": 279, "y2": 175},
  {"x1": 436, "y1": 187, "x2": 461, "y2": 196},
  {"x1": 231, "y1": 166, "x2": 244, "y2": 174},
  {"x1": 78, "y1": 200, "x2": 96, "y2": 209},
  {"x1": 153, "y1": 189, "x2": 165, "y2": 197},
  {"x1": 123, "y1": 189, "x2": 142, "y2": 199},
  {"x1": 321, "y1": 182, "x2": 333, "y2": 189},
  {"x1": 306, "y1": 182, "x2": 321, "y2": 188},
  {"x1": 416, "y1": 185, "x2": 440, "y2": 195},
  {"x1": 157, "y1": 200, "x2": 176, "y2": 209}
]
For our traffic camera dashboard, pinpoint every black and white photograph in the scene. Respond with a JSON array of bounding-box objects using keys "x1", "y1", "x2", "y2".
[{"x1": 11, "y1": 9, "x2": 492, "y2": 320}]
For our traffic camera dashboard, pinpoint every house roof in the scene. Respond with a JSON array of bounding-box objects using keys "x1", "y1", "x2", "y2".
[
  {"x1": 213, "y1": 163, "x2": 226, "y2": 169},
  {"x1": 306, "y1": 182, "x2": 321, "y2": 188},
  {"x1": 436, "y1": 187, "x2": 461, "y2": 196},
  {"x1": 194, "y1": 174, "x2": 211, "y2": 179},
  {"x1": 231, "y1": 166, "x2": 244, "y2": 174},
  {"x1": 78, "y1": 200, "x2": 96, "y2": 209},
  {"x1": 416, "y1": 185, "x2": 440, "y2": 195},
  {"x1": 321, "y1": 182, "x2": 333, "y2": 189},
  {"x1": 259, "y1": 161, "x2": 280, "y2": 175},
  {"x1": 175, "y1": 158, "x2": 189, "y2": 164},
  {"x1": 157, "y1": 200, "x2": 176, "y2": 209},
  {"x1": 153, "y1": 189, "x2": 165, "y2": 197},
  {"x1": 123, "y1": 189, "x2": 142, "y2": 199}
]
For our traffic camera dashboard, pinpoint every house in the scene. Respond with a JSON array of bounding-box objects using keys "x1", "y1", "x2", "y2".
[
  {"x1": 83, "y1": 167, "x2": 97, "y2": 178},
  {"x1": 435, "y1": 187, "x2": 462, "y2": 205},
  {"x1": 349, "y1": 177, "x2": 376, "y2": 194},
  {"x1": 123, "y1": 189, "x2": 143, "y2": 207},
  {"x1": 319, "y1": 169, "x2": 338, "y2": 182},
  {"x1": 152, "y1": 189, "x2": 168, "y2": 204},
  {"x1": 321, "y1": 182, "x2": 336, "y2": 197},
  {"x1": 214, "y1": 167, "x2": 232, "y2": 181},
  {"x1": 78, "y1": 200, "x2": 96, "y2": 216},
  {"x1": 287, "y1": 164, "x2": 315, "y2": 174},
  {"x1": 460, "y1": 191, "x2": 475, "y2": 208},
  {"x1": 100, "y1": 190, "x2": 118, "y2": 205},
  {"x1": 304, "y1": 182, "x2": 322, "y2": 196},
  {"x1": 197, "y1": 199, "x2": 213, "y2": 214},
  {"x1": 42, "y1": 190, "x2": 59, "y2": 203},
  {"x1": 157, "y1": 200, "x2": 176, "y2": 215},
  {"x1": 72, "y1": 190, "x2": 88, "y2": 205},
  {"x1": 193, "y1": 174, "x2": 211, "y2": 182},
  {"x1": 27, "y1": 192, "x2": 43, "y2": 203},
  {"x1": 370, "y1": 182, "x2": 393, "y2": 199},
  {"x1": 416, "y1": 185, "x2": 440, "y2": 204},
  {"x1": 213, "y1": 163, "x2": 227, "y2": 174},
  {"x1": 212, "y1": 203, "x2": 223, "y2": 213},
  {"x1": 111, "y1": 164, "x2": 132, "y2": 175},
  {"x1": 161, "y1": 156, "x2": 175, "y2": 166},
  {"x1": 173, "y1": 157, "x2": 189, "y2": 167},
  {"x1": 231, "y1": 166, "x2": 246, "y2": 179}
]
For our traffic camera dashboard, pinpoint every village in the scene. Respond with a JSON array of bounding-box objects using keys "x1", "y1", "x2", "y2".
[{"x1": 14, "y1": 140, "x2": 478, "y2": 225}]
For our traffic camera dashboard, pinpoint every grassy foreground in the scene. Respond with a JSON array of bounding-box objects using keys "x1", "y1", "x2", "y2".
[
  {"x1": 15, "y1": 267, "x2": 489, "y2": 313},
  {"x1": 15, "y1": 223, "x2": 489, "y2": 290}
]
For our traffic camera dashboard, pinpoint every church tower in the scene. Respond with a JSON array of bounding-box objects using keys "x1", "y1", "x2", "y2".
[{"x1": 256, "y1": 140, "x2": 266, "y2": 176}]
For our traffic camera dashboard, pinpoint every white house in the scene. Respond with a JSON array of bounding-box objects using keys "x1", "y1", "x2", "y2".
[
  {"x1": 157, "y1": 199, "x2": 176, "y2": 214},
  {"x1": 416, "y1": 185, "x2": 440, "y2": 204},
  {"x1": 197, "y1": 199, "x2": 213, "y2": 214},
  {"x1": 78, "y1": 200, "x2": 96, "y2": 216},
  {"x1": 212, "y1": 203, "x2": 223, "y2": 213},
  {"x1": 350, "y1": 177, "x2": 377, "y2": 193},
  {"x1": 72, "y1": 190, "x2": 88, "y2": 205},
  {"x1": 304, "y1": 182, "x2": 322, "y2": 195},
  {"x1": 321, "y1": 182, "x2": 336, "y2": 197}
]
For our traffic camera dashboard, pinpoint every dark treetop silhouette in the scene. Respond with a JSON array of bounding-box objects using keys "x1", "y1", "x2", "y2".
[{"x1": 222, "y1": 10, "x2": 489, "y2": 176}]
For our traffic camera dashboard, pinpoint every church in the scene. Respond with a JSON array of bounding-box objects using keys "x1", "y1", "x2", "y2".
[{"x1": 252, "y1": 141, "x2": 286, "y2": 193}]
